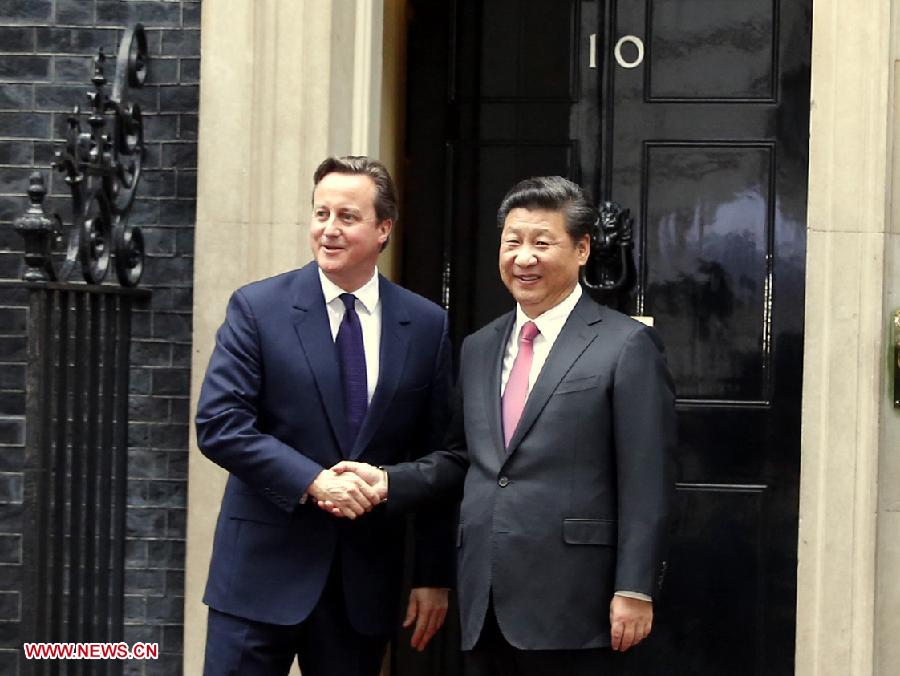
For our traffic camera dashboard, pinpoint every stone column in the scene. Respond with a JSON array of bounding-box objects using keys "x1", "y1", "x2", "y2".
[
  {"x1": 184, "y1": 1, "x2": 384, "y2": 672},
  {"x1": 798, "y1": 1, "x2": 900, "y2": 675}
]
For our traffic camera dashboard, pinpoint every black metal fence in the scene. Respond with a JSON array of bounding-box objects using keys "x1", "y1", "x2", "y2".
[{"x1": 7, "y1": 281, "x2": 149, "y2": 676}]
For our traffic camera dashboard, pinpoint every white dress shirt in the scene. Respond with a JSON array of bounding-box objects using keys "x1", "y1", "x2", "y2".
[
  {"x1": 500, "y1": 282, "x2": 652, "y2": 603},
  {"x1": 318, "y1": 267, "x2": 381, "y2": 404}
]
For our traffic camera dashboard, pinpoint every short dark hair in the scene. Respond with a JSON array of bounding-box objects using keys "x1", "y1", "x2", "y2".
[
  {"x1": 496, "y1": 176, "x2": 594, "y2": 241},
  {"x1": 312, "y1": 155, "x2": 399, "y2": 224}
]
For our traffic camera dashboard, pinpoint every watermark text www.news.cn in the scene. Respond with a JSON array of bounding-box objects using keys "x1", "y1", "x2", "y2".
[{"x1": 23, "y1": 642, "x2": 159, "y2": 660}]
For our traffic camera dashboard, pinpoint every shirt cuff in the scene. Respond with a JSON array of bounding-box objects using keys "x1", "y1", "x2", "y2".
[{"x1": 615, "y1": 590, "x2": 652, "y2": 602}]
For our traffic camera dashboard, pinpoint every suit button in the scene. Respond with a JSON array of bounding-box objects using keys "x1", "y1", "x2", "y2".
[{"x1": 498, "y1": 476, "x2": 509, "y2": 487}]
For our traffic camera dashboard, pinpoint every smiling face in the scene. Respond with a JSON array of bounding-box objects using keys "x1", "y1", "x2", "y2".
[
  {"x1": 309, "y1": 172, "x2": 392, "y2": 292},
  {"x1": 498, "y1": 207, "x2": 590, "y2": 318}
]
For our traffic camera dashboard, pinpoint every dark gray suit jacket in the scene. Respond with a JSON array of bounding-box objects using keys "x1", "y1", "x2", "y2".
[{"x1": 387, "y1": 292, "x2": 676, "y2": 650}]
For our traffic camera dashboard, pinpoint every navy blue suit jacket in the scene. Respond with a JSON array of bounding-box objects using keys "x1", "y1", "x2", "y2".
[{"x1": 196, "y1": 262, "x2": 453, "y2": 634}]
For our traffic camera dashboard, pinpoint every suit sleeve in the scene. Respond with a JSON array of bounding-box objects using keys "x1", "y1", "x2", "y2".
[
  {"x1": 409, "y1": 313, "x2": 458, "y2": 588},
  {"x1": 195, "y1": 289, "x2": 325, "y2": 512},
  {"x1": 385, "y1": 326, "x2": 469, "y2": 515},
  {"x1": 611, "y1": 325, "x2": 677, "y2": 597}
]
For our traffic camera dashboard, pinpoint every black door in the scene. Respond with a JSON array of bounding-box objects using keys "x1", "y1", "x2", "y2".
[{"x1": 400, "y1": 2, "x2": 810, "y2": 674}]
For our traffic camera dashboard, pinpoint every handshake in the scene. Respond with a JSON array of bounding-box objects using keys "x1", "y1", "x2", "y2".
[{"x1": 307, "y1": 461, "x2": 388, "y2": 519}]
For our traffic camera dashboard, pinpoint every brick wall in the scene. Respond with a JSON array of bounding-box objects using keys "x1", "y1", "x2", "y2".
[{"x1": 0, "y1": 2, "x2": 199, "y2": 674}]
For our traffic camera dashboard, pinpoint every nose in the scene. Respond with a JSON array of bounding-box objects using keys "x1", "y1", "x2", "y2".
[
  {"x1": 321, "y1": 214, "x2": 341, "y2": 237},
  {"x1": 514, "y1": 248, "x2": 537, "y2": 267}
]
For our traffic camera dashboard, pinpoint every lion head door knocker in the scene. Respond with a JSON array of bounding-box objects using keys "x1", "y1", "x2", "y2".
[{"x1": 580, "y1": 201, "x2": 637, "y2": 311}]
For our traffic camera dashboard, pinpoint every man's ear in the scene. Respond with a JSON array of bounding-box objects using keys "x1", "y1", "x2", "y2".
[
  {"x1": 377, "y1": 219, "x2": 393, "y2": 244},
  {"x1": 577, "y1": 233, "x2": 591, "y2": 265}
]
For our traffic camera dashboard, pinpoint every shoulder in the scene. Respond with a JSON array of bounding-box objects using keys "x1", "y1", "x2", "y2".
[
  {"x1": 380, "y1": 276, "x2": 447, "y2": 323},
  {"x1": 235, "y1": 265, "x2": 312, "y2": 303},
  {"x1": 580, "y1": 298, "x2": 666, "y2": 353},
  {"x1": 462, "y1": 310, "x2": 513, "y2": 351}
]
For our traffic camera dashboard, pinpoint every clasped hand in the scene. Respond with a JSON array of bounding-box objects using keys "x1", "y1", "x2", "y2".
[{"x1": 308, "y1": 464, "x2": 385, "y2": 519}]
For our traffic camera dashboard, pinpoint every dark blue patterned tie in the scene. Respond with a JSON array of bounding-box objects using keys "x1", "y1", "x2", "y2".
[{"x1": 336, "y1": 293, "x2": 367, "y2": 448}]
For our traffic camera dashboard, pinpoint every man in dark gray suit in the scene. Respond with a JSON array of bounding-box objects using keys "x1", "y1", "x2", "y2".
[{"x1": 326, "y1": 176, "x2": 676, "y2": 674}]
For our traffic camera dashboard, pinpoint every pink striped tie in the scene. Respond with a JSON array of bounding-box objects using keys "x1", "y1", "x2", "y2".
[{"x1": 502, "y1": 321, "x2": 540, "y2": 447}]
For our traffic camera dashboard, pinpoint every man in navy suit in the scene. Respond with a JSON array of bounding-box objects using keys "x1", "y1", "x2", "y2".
[{"x1": 196, "y1": 156, "x2": 454, "y2": 675}]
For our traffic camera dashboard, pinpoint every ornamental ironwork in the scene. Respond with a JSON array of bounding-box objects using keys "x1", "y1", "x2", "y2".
[{"x1": 14, "y1": 24, "x2": 149, "y2": 287}]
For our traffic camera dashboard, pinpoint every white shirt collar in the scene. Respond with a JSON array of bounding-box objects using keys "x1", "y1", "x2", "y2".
[
  {"x1": 512, "y1": 283, "x2": 583, "y2": 345},
  {"x1": 318, "y1": 267, "x2": 380, "y2": 314}
]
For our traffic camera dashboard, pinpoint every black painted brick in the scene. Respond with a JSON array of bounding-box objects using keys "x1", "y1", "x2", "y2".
[
  {"x1": 33, "y1": 83, "x2": 93, "y2": 111},
  {"x1": 55, "y1": 0, "x2": 95, "y2": 26},
  {"x1": 130, "y1": 85, "x2": 160, "y2": 114},
  {"x1": 175, "y1": 170, "x2": 195, "y2": 198},
  {"x1": 151, "y1": 312, "x2": 190, "y2": 341},
  {"x1": 132, "y1": 339, "x2": 172, "y2": 365},
  {"x1": 0, "y1": 84, "x2": 32, "y2": 110},
  {"x1": 179, "y1": 57, "x2": 198, "y2": 82},
  {"x1": 158, "y1": 85, "x2": 197, "y2": 113},
  {"x1": 0, "y1": 111, "x2": 51, "y2": 138},
  {"x1": 169, "y1": 397, "x2": 189, "y2": 423},
  {"x1": 125, "y1": 595, "x2": 145, "y2": 622},
  {"x1": 146, "y1": 479, "x2": 185, "y2": 507},
  {"x1": 162, "y1": 623, "x2": 183, "y2": 651},
  {"x1": 128, "y1": 448, "x2": 169, "y2": 479},
  {"x1": 35, "y1": 27, "x2": 118, "y2": 54},
  {"x1": 166, "y1": 570, "x2": 184, "y2": 595},
  {"x1": 147, "y1": 539, "x2": 184, "y2": 569},
  {"x1": 142, "y1": 256, "x2": 192, "y2": 287},
  {"x1": 96, "y1": 1, "x2": 181, "y2": 28},
  {"x1": 125, "y1": 539, "x2": 148, "y2": 568},
  {"x1": 0, "y1": 141, "x2": 31, "y2": 165},
  {"x1": 124, "y1": 622, "x2": 161, "y2": 644},
  {"x1": 182, "y1": 2, "x2": 200, "y2": 28},
  {"x1": 128, "y1": 366, "x2": 151, "y2": 395},
  {"x1": 159, "y1": 201, "x2": 196, "y2": 226},
  {"x1": 177, "y1": 112, "x2": 197, "y2": 139},
  {"x1": 166, "y1": 452, "x2": 187, "y2": 482},
  {"x1": 160, "y1": 29, "x2": 198, "y2": 56},
  {"x1": 0, "y1": 54, "x2": 50, "y2": 80},
  {"x1": 140, "y1": 169, "x2": 176, "y2": 197},
  {"x1": 0, "y1": 0, "x2": 52, "y2": 24},
  {"x1": 127, "y1": 507, "x2": 166, "y2": 537},
  {"x1": 171, "y1": 343, "x2": 190, "y2": 369},
  {"x1": 149, "y1": 423, "x2": 187, "y2": 450},
  {"x1": 160, "y1": 141, "x2": 196, "y2": 167},
  {"x1": 52, "y1": 55, "x2": 92, "y2": 82},
  {"x1": 0, "y1": 26, "x2": 35, "y2": 52},
  {"x1": 146, "y1": 595, "x2": 183, "y2": 623}
]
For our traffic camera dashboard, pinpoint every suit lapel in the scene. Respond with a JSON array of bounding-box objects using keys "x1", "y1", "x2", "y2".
[
  {"x1": 504, "y1": 294, "x2": 603, "y2": 456},
  {"x1": 487, "y1": 313, "x2": 515, "y2": 462},
  {"x1": 350, "y1": 276, "x2": 410, "y2": 459},
  {"x1": 290, "y1": 264, "x2": 351, "y2": 455}
]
